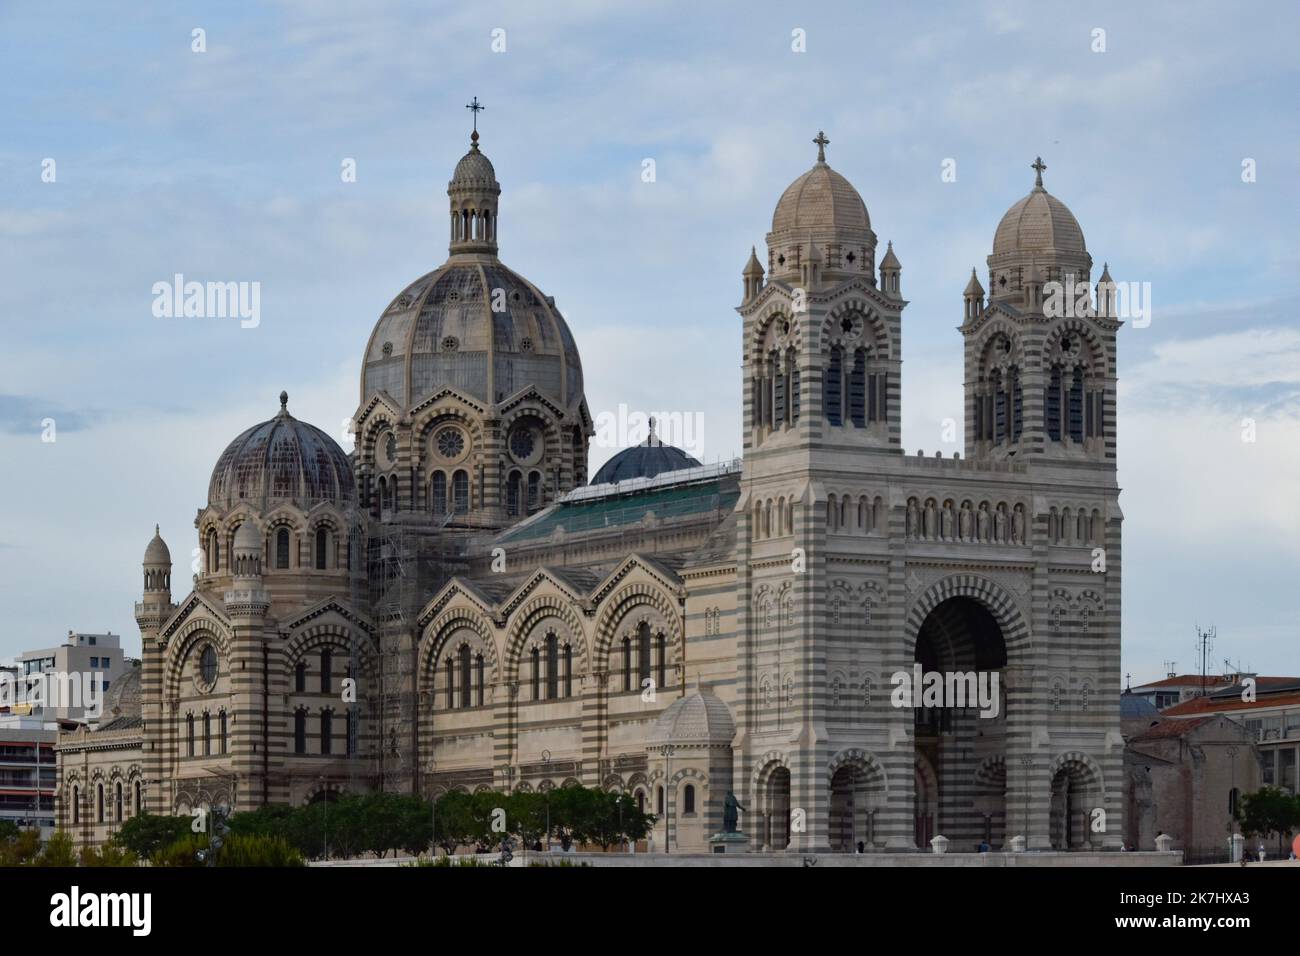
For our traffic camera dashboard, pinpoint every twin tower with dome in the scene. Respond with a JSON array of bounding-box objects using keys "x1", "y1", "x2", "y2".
[{"x1": 59, "y1": 121, "x2": 1124, "y2": 855}]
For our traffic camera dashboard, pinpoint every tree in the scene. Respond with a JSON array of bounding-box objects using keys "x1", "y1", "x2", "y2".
[
  {"x1": 81, "y1": 843, "x2": 139, "y2": 867},
  {"x1": 114, "y1": 814, "x2": 191, "y2": 859},
  {"x1": 1236, "y1": 786, "x2": 1300, "y2": 857},
  {"x1": 37, "y1": 832, "x2": 80, "y2": 867},
  {"x1": 0, "y1": 828, "x2": 42, "y2": 866}
]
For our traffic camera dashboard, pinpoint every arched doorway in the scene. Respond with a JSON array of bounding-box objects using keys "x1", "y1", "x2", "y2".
[
  {"x1": 1050, "y1": 756, "x2": 1102, "y2": 849},
  {"x1": 828, "y1": 757, "x2": 884, "y2": 851},
  {"x1": 912, "y1": 596, "x2": 1008, "y2": 849},
  {"x1": 765, "y1": 766, "x2": 791, "y2": 850}
]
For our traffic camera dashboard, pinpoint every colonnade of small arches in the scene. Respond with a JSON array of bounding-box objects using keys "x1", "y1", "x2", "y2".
[
  {"x1": 752, "y1": 496, "x2": 795, "y2": 539},
  {"x1": 1047, "y1": 506, "x2": 1104, "y2": 546},
  {"x1": 64, "y1": 768, "x2": 144, "y2": 829},
  {"x1": 200, "y1": 513, "x2": 357, "y2": 575},
  {"x1": 826, "y1": 494, "x2": 885, "y2": 534},
  {"x1": 451, "y1": 205, "x2": 495, "y2": 244}
]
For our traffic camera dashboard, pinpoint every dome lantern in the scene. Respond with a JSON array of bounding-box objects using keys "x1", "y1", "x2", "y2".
[{"x1": 448, "y1": 97, "x2": 501, "y2": 256}]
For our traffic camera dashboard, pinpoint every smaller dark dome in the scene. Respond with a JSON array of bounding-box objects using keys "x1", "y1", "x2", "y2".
[
  {"x1": 591, "y1": 428, "x2": 701, "y2": 485},
  {"x1": 208, "y1": 392, "x2": 354, "y2": 510}
]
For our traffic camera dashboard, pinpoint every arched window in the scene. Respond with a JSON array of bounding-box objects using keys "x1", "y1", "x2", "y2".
[
  {"x1": 97, "y1": 783, "x2": 104, "y2": 823},
  {"x1": 295, "y1": 662, "x2": 306, "y2": 693},
  {"x1": 636, "y1": 790, "x2": 645, "y2": 814},
  {"x1": 637, "y1": 623, "x2": 651, "y2": 689},
  {"x1": 445, "y1": 658, "x2": 454, "y2": 709},
  {"x1": 1046, "y1": 365, "x2": 1063, "y2": 441},
  {"x1": 824, "y1": 346, "x2": 843, "y2": 425},
  {"x1": 431, "y1": 472, "x2": 447, "y2": 515},
  {"x1": 1069, "y1": 366, "x2": 1085, "y2": 442},
  {"x1": 527, "y1": 471, "x2": 541, "y2": 513},
  {"x1": 115, "y1": 782, "x2": 123, "y2": 822},
  {"x1": 459, "y1": 645, "x2": 472, "y2": 709},
  {"x1": 563, "y1": 644, "x2": 573, "y2": 698},
  {"x1": 294, "y1": 709, "x2": 306, "y2": 754},
  {"x1": 475, "y1": 654, "x2": 485, "y2": 707},
  {"x1": 346, "y1": 707, "x2": 358, "y2": 756},
  {"x1": 655, "y1": 631, "x2": 666, "y2": 691},
  {"x1": 134, "y1": 780, "x2": 141, "y2": 817},
  {"x1": 206, "y1": 529, "x2": 219, "y2": 573},
  {"x1": 531, "y1": 647, "x2": 541, "y2": 701},
  {"x1": 657, "y1": 786, "x2": 665, "y2": 815},
  {"x1": 545, "y1": 634, "x2": 559, "y2": 700},
  {"x1": 73, "y1": 786, "x2": 80, "y2": 825},
  {"x1": 315, "y1": 527, "x2": 329, "y2": 569},
  {"x1": 276, "y1": 528, "x2": 291, "y2": 569},
  {"x1": 320, "y1": 648, "x2": 332, "y2": 694},
  {"x1": 849, "y1": 348, "x2": 866, "y2": 426},
  {"x1": 683, "y1": 784, "x2": 696, "y2": 814},
  {"x1": 203, "y1": 711, "x2": 211, "y2": 755},
  {"x1": 452, "y1": 470, "x2": 469, "y2": 513},
  {"x1": 320, "y1": 708, "x2": 333, "y2": 755},
  {"x1": 219, "y1": 710, "x2": 228, "y2": 754},
  {"x1": 186, "y1": 714, "x2": 195, "y2": 757},
  {"x1": 622, "y1": 637, "x2": 632, "y2": 692},
  {"x1": 507, "y1": 471, "x2": 522, "y2": 517}
]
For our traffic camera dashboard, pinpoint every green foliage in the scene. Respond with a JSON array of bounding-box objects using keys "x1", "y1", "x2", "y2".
[
  {"x1": 80, "y1": 843, "x2": 139, "y2": 867},
  {"x1": 36, "y1": 831, "x2": 79, "y2": 867},
  {"x1": 215, "y1": 832, "x2": 304, "y2": 867},
  {"x1": 0, "y1": 820, "x2": 19, "y2": 843},
  {"x1": 114, "y1": 814, "x2": 192, "y2": 859},
  {"x1": 152, "y1": 833, "x2": 208, "y2": 867},
  {"x1": 1236, "y1": 786, "x2": 1300, "y2": 854},
  {"x1": 0, "y1": 828, "x2": 41, "y2": 866}
]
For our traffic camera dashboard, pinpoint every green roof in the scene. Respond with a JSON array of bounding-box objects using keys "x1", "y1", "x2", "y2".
[{"x1": 501, "y1": 479, "x2": 738, "y2": 543}]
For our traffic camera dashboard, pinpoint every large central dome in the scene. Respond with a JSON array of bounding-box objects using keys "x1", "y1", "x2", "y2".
[{"x1": 360, "y1": 129, "x2": 584, "y2": 414}]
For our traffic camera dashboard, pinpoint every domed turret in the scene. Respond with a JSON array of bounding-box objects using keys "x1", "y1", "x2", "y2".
[
  {"x1": 207, "y1": 392, "x2": 354, "y2": 511},
  {"x1": 647, "y1": 686, "x2": 736, "y2": 746},
  {"x1": 766, "y1": 131, "x2": 877, "y2": 285},
  {"x1": 987, "y1": 157, "x2": 1091, "y2": 301},
  {"x1": 142, "y1": 525, "x2": 171, "y2": 594},
  {"x1": 230, "y1": 520, "x2": 263, "y2": 578},
  {"x1": 448, "y1": 101, "x2": 501, "y2": 257}
]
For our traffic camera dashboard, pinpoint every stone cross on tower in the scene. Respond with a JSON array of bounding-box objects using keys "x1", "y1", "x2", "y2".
[
  {"x1": 814, "y1": 130, "x2": 830, "y2": 163},
  {"x1": 466, "y1": 96, "x2": 485, "y2": 132},
  {"x1": 1031, "y1": 156, "x2": 1046, "y2": 188}
]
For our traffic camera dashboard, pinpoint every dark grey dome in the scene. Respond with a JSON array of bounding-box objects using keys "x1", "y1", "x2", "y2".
[
  {"x1": 208, "y1": 392, "x2": 355, "y2": 510},
  {"x1": 363, "y1": 260, "x2": 584, "y2": 410},
  {"x1": 592, "y1": 433, "x2": 701, "y2": 485},
  {"x1": 1120, "y1": 693, "x2": 1158, "y2": 720}
]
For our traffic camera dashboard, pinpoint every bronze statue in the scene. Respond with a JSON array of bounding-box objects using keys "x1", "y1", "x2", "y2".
[{"x1": 723, "y1": 791, "x2": 747, "y2": 833}]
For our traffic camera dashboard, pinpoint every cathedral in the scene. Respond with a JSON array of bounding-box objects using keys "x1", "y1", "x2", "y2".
[{"x1": 57, "y1": 121, "x2": 1125, "y2": 855}]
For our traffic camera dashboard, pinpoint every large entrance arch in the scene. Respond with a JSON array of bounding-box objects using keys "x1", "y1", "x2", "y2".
[{"x1": 912, "y1": 595, "x2": 1009, "y2": 849}]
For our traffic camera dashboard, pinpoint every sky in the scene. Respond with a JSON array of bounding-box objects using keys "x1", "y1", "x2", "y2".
[{"x1": 1, "y1": 1, "x2": 1297, "y2": 684}]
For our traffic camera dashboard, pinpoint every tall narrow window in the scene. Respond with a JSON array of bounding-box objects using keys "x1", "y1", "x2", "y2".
[
  {"x1": 655, "y1": 631, "x2": 667, "y2": 690},
  {"x1": 320, "y1": 648, "x2": 332, "y2": 694},
  {"x1": 992, "y1": 370, "x2": 1006, "y2": 442},
  {"x1": 203, "y1": 711, "x2": 211, "y2": 756},
  {"x1": 527, "y1": 472, "x2": 541, "y2": 512},
  {"x1": 475, "y1": 654, "x2": 485, "y2": 706},
  {"x1": 1012, "y1": 369, "x2": 1023, "y2": 440},
  {"x1": 294, "y1": 709, "x2": 306, "y2": 754},
  {"x1": 115, "y1": 782, "x2": 123, "y2": 822},
  {"x1": 531, "y1": 647, "x2": 541, "y2": 701},
  {"x1": 507, "y1": 471, "x2": 522, "y2": 516},
  {"x1": 347, "y1": 707, "x2": 358, "y2": 756},
  {"x1": 1068, "y1": 367, "x2": 1085, "y2": 442},
  {"x1": 276, "y1": 528, "x2": 291, "y2": 569},
  {"x1": 683, "y1": 784, "x2": 696, "y2": 814},
  {"x1": 295, "y1": 662, "x2": 306, "y2": 693},
  {"x1": 878, "y1": 372, "x2": 888, "y2": 422},
  {"x1": 773, "y1": 351, "x2": 786, "y2": 428},
  {"x1": 186, "y1": 714, "x2": 195, "y2": 757},
  {"x1": 97, "y1": 784, "x2": 104, "y2": 823},
  {"x1": 206, "y1": 529, "x2": 219, "y2": 573},
  {"x1": 849, "y1": 349, "x2": 866, "y2": 426},
  {"x1": 445, "y1": 658, "x2": 455, "y2": 709},
  {"x1": 824, "y1": 347, "x2": 843, "y2": 425},
  {"x1": 545, "y1": 634, "x2": 559, "y2": 700},
  {"x1": 453, "y1": 469, "x2": 470, "y2": 513},
  {"x1": 622, "y1": 637, "x2": 632, "y2": 691},
  {"x1": 134, "y1": 781, "x2": 141, "y2": 817},
  {"x1": 320, "y1": 708, "x2": 332, "y2": 755},
  {"x1": 315, "y1": 527, "x2": 328, "y2": 569},
  {"x1": 638, "y1": 622, "x2": 652, "y2": 689},
  {"x1": 219, "y1": 710, "x2": 228, "y2": 754},
  {"x1": 431, "y1": 472, "x2": 447, "y2": 515},
  {"x1": 868, "y1": 372, "x2": 879, "y2": 422},
  {"x1": 788, "y1": 349, "x2": 800, "y2": 423},
  {"x1": 73, "y1": 786, "x2": 80, "y2": 825},
  {"x1": 459, "y1": 645, "x2": 472, "y2": 709},
  {"x1": 563, "y1": 644, "x2": 572, "y2": 698}
]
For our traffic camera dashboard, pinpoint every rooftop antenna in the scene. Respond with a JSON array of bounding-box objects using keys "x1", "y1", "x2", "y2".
[
  {"x1": 1194, "y1": 625, "x2": 1216, "y2": 697},
  {"x1": 1162, "y1": 659, "x2": 1177, "y2": 679}
]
